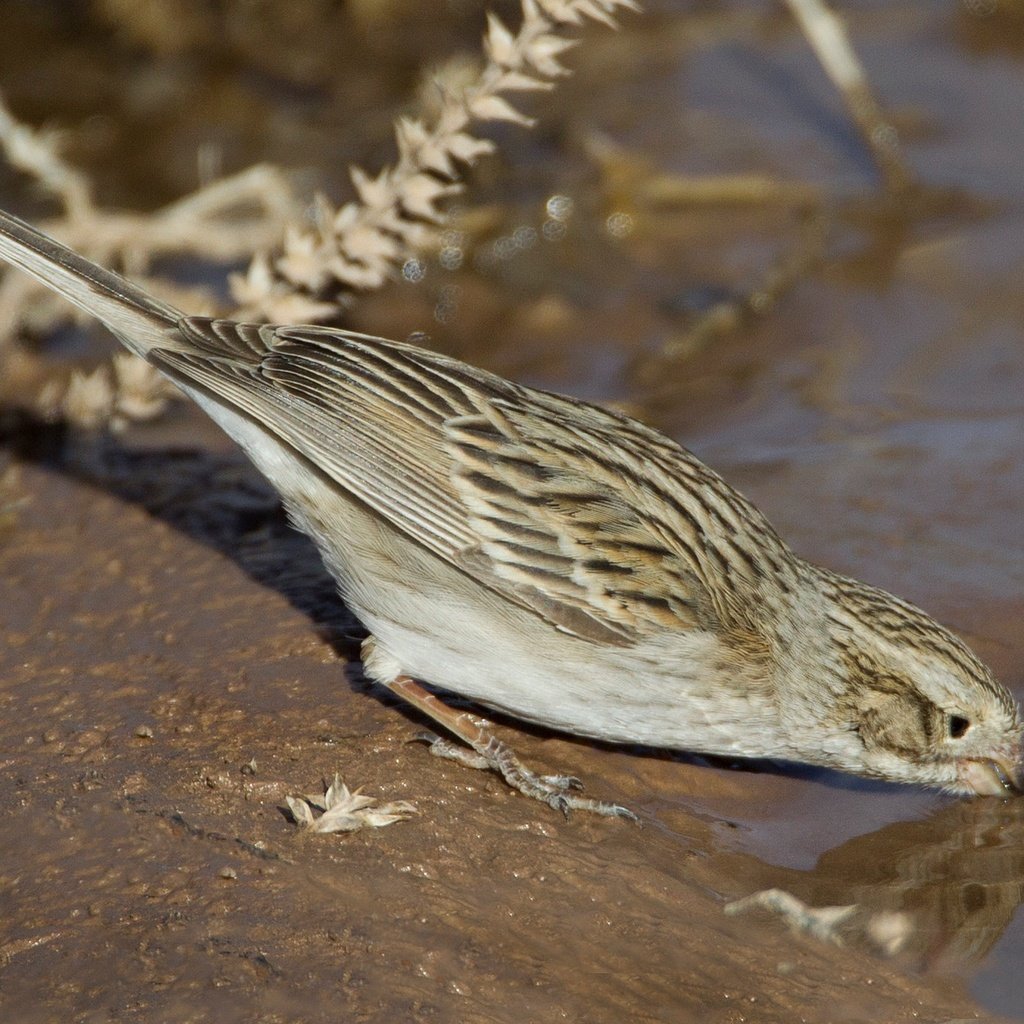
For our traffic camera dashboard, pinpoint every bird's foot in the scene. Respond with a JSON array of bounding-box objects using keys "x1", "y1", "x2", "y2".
[{"x1": 415, "y1": 731, "x2": 637, "y2": 821}]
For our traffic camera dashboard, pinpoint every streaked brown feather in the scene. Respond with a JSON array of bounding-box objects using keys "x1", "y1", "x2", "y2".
[{"x1": 152, "y1": 317, "x2": 797, "y2": 648}]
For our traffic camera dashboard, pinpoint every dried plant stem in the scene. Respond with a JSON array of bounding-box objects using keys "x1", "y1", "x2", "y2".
[
  {"x1": 0, "y1": 0, "x2": 638, "y2": 423},
  {"x1": 232, "y1": 0, "x2": 640, "y2": 322},
  {"x1": 640, "y1": 0, "x2": 911, "y2": 369},
  {"x1": 0, "y1": 95, "x2": 304, "y2": 427},
  {"x1": 654, "y1": 207, "x2": 828, "y2": 364},
  {"x1": 726, "y1": 889, "x2": 857, "y2": 946},
  {"x1": 0, "y1": 95, "x2": 94, "y2": 220},
  {"x1": 589, "y1": 133, "x2": 823, "y2": 210},
  {"x1": 784, "y1": 0, "x2": 912, "y2": 194},
  {"x1": 635, "y1": 173, "x2": 819, "y2": 208}
]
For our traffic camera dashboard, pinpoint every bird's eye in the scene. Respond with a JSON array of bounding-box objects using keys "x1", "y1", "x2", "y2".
[{"x1": 948, "y1": 715, "x2": 971, "y2": 739}]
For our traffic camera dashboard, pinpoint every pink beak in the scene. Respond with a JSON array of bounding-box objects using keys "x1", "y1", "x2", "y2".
[{"x1": 960, "y1": 757, "x2": 1023, "y2": 796}]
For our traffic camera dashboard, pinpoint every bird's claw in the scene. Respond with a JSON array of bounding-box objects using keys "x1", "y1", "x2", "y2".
[{"x1": 410, "y1": 731, "x2": 637, "y2": 821}]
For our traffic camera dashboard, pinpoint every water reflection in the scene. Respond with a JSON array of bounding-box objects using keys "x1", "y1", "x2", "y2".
[{"x1": 757, "y1": 796, "x2": 1024, "y2": 971}]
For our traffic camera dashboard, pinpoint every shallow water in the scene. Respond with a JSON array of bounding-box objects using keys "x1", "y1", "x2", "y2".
[{"x1": 2, "y1": 1, "x2": 1024, "y2": 1021}]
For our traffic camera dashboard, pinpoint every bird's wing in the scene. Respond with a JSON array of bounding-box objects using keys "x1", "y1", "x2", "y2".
[
  {"x1": 153, "y1": 319, "x2": 782, "y2": 646},
  {"x1": 0, "y1": 209, "x2": 784, "y2": 655}
]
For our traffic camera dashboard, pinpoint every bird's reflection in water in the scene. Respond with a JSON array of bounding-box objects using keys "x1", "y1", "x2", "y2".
[{"x1": 758, "y1": 796, "x2": 1024, "y2": 969}]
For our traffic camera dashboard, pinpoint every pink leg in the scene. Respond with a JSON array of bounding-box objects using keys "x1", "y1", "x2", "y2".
[{"x1": 383, "y1": 673, "x2": 636, "y2": 821}]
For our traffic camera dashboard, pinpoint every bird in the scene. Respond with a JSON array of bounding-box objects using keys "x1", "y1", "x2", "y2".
[{"x1": 0, "y1": 207, "x2": 1020, "y2": 819}]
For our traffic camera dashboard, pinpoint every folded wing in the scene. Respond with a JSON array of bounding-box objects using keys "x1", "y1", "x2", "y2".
[{"x1": 154, "y1": 319, "x2": 752, "y2": 646}]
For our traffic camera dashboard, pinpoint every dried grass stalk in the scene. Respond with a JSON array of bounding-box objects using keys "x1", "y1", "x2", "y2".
[
  {"x1": 0, "y1": 0, "x2": 638, "y2": 426},
  {"x1": 231, "y1": 0, "x2": 640, "y2": 322},
  {"x1": 784, "y1": 0, "x2": 912, "y2": 193},
  {"x1": 0, "y1": 96, "x2": 304, "y2": 427}
]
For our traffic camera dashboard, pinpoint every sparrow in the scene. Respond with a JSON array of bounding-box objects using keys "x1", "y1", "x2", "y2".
[{"x1": 0, "y1": 207, "x2": 1019, "y2": 818}]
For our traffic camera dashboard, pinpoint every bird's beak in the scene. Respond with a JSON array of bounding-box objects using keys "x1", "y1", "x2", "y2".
[{"x1": 960, "y1": 756, "x2": 1024, "y2": 797}]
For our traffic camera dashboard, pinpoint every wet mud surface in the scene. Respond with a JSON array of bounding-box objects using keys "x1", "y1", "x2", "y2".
[
  {"x1": 3, "y1": 1, "x2": 1024, "y2": 1021},
  {"x1": 0, "y1": 450, "x2": 1003, "y2": 1023}
]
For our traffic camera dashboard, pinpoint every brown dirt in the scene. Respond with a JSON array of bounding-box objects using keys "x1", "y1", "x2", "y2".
[{"x1": 0, "y1": 446, "x2": 1004, "y2": 1023}]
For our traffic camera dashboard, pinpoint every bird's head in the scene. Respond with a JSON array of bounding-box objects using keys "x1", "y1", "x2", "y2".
[{"x1": 817, "y1": 573, "x2": 1022, "y2": 796}]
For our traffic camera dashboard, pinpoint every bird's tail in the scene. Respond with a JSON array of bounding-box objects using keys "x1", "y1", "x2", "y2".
[{"x1": 0, "y1": 208, "x2": 183, "y2": 358}]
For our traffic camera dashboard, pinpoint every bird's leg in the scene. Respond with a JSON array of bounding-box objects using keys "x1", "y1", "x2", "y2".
[{"x1": 381, "y1": 674, "x2": 636, "y2": 820}]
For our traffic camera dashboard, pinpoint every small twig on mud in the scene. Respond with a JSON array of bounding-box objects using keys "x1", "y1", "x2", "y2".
[{"x1": 286, "y1": 774, "x2": 417, "y2": 834}]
